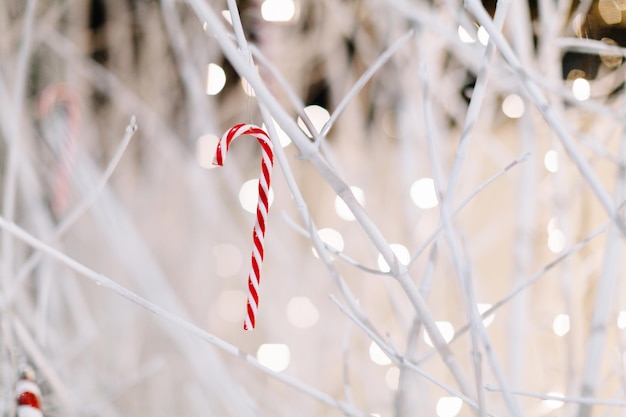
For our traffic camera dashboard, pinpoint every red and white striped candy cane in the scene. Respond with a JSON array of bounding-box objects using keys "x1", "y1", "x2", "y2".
[
  {"x1": 38, "y1": 84, "x2": 81, "y2": 215},
  {"x1": 214, "y1": 123, "x2": 274, "y2": 330},
  {"x1": 15, "y1": 366, "x2": 43, "y2": 417}
]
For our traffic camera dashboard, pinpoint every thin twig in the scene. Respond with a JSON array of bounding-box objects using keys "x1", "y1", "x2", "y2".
[
  {"x1": 4, "y1": 117, "x2": 138, "y2": 307},
  {"x1": 0, "y1": 215, "x2": 371, "y2": 417}
]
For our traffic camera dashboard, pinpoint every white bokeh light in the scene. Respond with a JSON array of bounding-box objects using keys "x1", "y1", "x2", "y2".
[
  {"x1": 543, "y1": 392, "x2": 565, "y2": 410},
  {"x1": 553, "y1": 314, "x2": 570, "y2": 337},
  {"x1": 335, "y1": 186, "x2": 365, "y2": 221},
  {"x1": 257, "y1": 344, "x2": 291, "y2": 372},
  {"x1": 221, "y1": 10, "x2": 232, "y2": 25},
  {"x1": 502, "y1": 94, "x2": 524, "y2": 118},
  {"x1": 385, "y1": 367, "x2": 400, "y2": 390},
  {"x1": 544, "y1": 150, "x2": 559, "y2": 173},
  {"x1": 312, "y1": 227, "x2": 344, "y2": 258},
  {"x1": 477, "y1": 26, "x2": 489, "y2": 45},
  {"x1": 212, "y1": 243, "x2": 242, "y2": 277},
  {"x1": 196, "y1": 134, "x2": 219, "y2": 169},
  {"x1": 297, "y1": 105, "x2": 331, "y2": 137},
  {"x1": 286, "y1": 297, "x2": 320, "y2": 328},
  {"x1": 572, "y1": 78, "x2": 590, "y2": 101},
  {"x1": 239, "y1": 179, "x2": 275, "y2": 214},
  {"x1": 436, "y1": 397, "x2": 463, "y2": 417},
  {"x1": 424, "y1": 321, "x2": 455, "y2": 347},
  {"x1": 477, "y1": 303, "x2": 495, "y2": 327},
  {"x1": 618, "y1": 310, "x2": 626, "y2": 329},
  {"x1": 377, "y1": 243, "x2": 410, "y2": 272},
  {"x1": 262, "y1": 119, "x2": 292, "y2": 147},
  {"x1": 216, "y1": 290, "x2": 246, "y2": 322},
  {"x1": 410, "y1": 177, "x2": 438, "y2": 209},
  {"x1": 369, "y1": 341, "x2": 392, "y2": 365},
  {"x1": 548, "y1": 229, "x2": 566, "y2": 254},
  {"x1": 457, "y1": 25, "x2": 475, "y2": 43},
  {"x1": 261, "y1": 0, "x2": 296, "y2": 22},
  {"x1": 206, "y1": 63, "x2": 226, "y2": 95}
]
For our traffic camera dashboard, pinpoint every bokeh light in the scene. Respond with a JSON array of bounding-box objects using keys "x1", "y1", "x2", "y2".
[
  {"x1": 543, "y1": 392, "x2": 565, "y2": 410},
  {"x1": 212, "y1": 243, "x2": 242, "y2": 277},
  {"x1": 424, "y1": 321, "x2": 455, "y2": 346},
  {"x1": 553, "y1": 314, "x2": 570, "y2": 337},
  {"x1": 239, "y1": 179, "x2": 275, "y2": 214},
  {"x1": 335, "y1": 186, "x2": 366, "y2": 221},
  {"x1": 216, "y1": 290, "x2": 246, "y2": 322},
  {"x1": 572, "y1": 78, "x2": 590, "y2": 101},
  {"x1": 502, "y1": 94, "x2": 524, "y2": 119},
  {"x1": 286, "y1": 297, "x2": 320, "y2": 328},
  {"x1": 261, "y1": 0, "x2": 296, "y2": 22},
  {"x1": 410, "y1": 178, "x2": 438, "y2": 209},
  {"x1": 436, "y1": 397, "x2": 463, "y2": 417},
  {"x1": 206, "y1": 63, "x2": 226, "y2": 95},
  {"x1": 544, "y1": 150, "x2": 559, "y2": 173},
  {"x1": 297, "y1": 105, "x2": 331, "y2": 137},
  {"x1": 457, "y1": 25, "x2": 475, "y2": 43},
  {"x1": 257, "y1": 344, "x2": 291, "y2": 372},
  {"x1": 196, "y1": 134, "x2": 219, "y2": 169},
  {"x1": 311, "y1": 227, "x2": 344, "y2": 258},
  {"x1": 377, "y1": 243, "x2": 410, "y2": 272},
  {"x1": 369, "y1": 341, "x2": 392, "y2": 365}
]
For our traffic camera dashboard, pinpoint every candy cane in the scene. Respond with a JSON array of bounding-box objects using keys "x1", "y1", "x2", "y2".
[
  {"x1": 15, "y1": 366, "x2": 43, "y2": 417},
  {"x1": 214, "y1": 124, "x2": 274, "y2": 330},
  {"x1": 38, "y1": 84, "x2": 81, "y2": 215}
]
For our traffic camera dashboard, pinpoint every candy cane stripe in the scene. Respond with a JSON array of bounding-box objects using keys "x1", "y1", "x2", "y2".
[{"x1": 214, "y1": 123, "x2": 274, "y2": 330}]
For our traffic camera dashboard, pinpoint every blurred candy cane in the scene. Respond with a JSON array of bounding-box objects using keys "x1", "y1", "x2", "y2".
[
  {"x1": 214, "y1": 123, "x2": 274, "y2": 330},
  {"x1": 38, "y1": 84, "x2": 81, "y2": 214},
  {"x1": 15, "y1": 365, "x2": 43, "y2": 417}
]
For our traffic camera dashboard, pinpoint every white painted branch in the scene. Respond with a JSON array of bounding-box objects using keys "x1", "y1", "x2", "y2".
[{"x1": 0, "y1": 215, "x2": 371, "y2": 417}]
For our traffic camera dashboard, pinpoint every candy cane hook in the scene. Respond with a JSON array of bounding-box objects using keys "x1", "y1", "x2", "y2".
[{"x1": 214, "y1": 124, "x2": 274, "y2": 330}]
